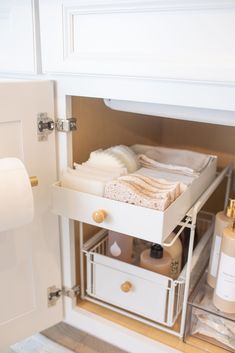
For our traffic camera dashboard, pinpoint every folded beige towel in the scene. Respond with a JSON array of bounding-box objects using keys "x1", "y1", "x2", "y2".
[
  {"x1": 119, "y1": 174, "x2": 178, "y2": 202},
  {"x1": 104, "y1": 180, "x2": 171, "y2": 211},
  {"x1": 131, "y1": 174, "x2": 183, "y2": 197}
]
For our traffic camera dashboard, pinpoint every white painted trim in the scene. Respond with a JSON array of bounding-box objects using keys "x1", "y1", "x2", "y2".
[
  {"x1": 32, "y1": 0, "x2": 42, "y2": 74},
  {"x1": 61, "y1": 0, "x2": 235, "y2": 12},
  {"x1": 64, "y1": 307, "x2": 181, "y2": 353},
  {"x1": 1, "y1": 74, "x2": 235, "y2": 126}
]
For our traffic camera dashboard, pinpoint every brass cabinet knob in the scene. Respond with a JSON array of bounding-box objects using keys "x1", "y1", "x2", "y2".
[
  {"x1": 29, "y1": 176, "x2": 38, "y2": 187},
  {"x1": 92, "y1": 209, "x2": 106, "y2": 223},
  {"x1": 120, "y1": 281, "x2": 132, "y2": 293}
]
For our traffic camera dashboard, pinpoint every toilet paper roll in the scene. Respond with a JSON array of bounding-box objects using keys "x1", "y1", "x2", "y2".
[{"x1": 0, "y1": 158, "x2": 34, "y2": 232}]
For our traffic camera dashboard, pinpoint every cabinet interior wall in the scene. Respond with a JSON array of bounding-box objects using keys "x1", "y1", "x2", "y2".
[{"x1": 70, "y1": 96, "x2": 234, "y2": 343}]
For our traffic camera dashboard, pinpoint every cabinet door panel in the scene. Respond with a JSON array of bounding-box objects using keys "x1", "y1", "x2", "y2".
[
  {"x1": 0, "y1": 81, "x2": 62, "y2": 351},
  {"x1": 0, "y1": 0, "x2": 38, "y2": 74},
  {"x1": 39, "y1": 0, "x2": 235, "y2": 83}
]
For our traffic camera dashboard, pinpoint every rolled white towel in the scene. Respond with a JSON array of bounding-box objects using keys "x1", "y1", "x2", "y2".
[{"x1": 107, "y1": 145, "x2": 139, "y2": 173}]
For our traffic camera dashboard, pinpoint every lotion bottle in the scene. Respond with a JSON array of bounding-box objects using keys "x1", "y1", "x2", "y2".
[
  {"x1": 207, "y1": 199, "x2": 235, "y2": 288},
  {"x1": 140, "y1": 244, "x2": 172, "y2": 277},
  {"x1": 213, "y1": 220, "x2": 235, "y2": 313},
  {"x1": 163, "y1": 232, "x2": 182, "y2": 280}
]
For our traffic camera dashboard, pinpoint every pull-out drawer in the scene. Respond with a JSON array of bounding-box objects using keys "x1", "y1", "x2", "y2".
[
  {"x1": 87, "y1": 253, "x2": 174, "y2": 324},
  {"x1": 52, "y1": 158, "x2": 216, "y2": 243},
  {"x1": 84, "y1": 213, "x2": 214, "y2": 327}
]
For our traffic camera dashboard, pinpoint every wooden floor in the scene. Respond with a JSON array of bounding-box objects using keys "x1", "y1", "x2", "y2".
[
  {"x1": 7, "y1": 323, "x2": 127, "y2": 353},
  {"x1": 7, "y1": 321, "x2": 228, "y2": 353}
]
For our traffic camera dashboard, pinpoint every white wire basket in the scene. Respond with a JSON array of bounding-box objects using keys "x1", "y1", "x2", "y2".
[{"x1": 83, "y1": 212, "x2": 214, "y2": 328}]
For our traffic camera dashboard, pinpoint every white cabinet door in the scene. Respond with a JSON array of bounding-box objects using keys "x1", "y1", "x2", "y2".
[
  {"x1": 0, "y1": 1, "x2": 39, "y2": 74},
  {"x1": 0, "y1": 80, "x2": 62, "y2": 351}
]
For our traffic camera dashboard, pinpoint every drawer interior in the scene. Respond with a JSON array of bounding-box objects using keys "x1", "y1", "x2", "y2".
[{"x1": 52, "y1": 156, "x2": 216, "y2": 243}]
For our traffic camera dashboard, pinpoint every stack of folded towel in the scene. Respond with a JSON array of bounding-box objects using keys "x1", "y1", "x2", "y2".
[
  {"x1": 104, "y1": 173, "x2": 186, "y2": 211},
  {"x1": 60, "y1": 144, "x2": 213, "y2": 211},
  {"x1": 60, "y1": 145, "x2": 139, "y2": 196}
]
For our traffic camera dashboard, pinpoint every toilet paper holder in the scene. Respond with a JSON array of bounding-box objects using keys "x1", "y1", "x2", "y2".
[{"x1": 29, "y1": 176, "x2": 38, "y2": 187}]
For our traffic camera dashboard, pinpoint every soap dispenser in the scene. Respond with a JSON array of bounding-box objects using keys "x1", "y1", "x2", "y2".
[
  {"x1": 140, "y1": 244, "x2": 172, "y2": 277},
  {"x1": 207, "y1": 199, "x2": 235, "y2": 288}
]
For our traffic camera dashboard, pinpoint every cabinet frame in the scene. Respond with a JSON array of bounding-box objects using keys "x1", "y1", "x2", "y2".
[{"x1": 52, "y1": 84, "x2": 234, "y2": 352}]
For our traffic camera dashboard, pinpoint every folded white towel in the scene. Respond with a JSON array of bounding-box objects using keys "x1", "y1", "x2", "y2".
[
  {"x1": 61, "y1": 168, "x2": 106, "y2": 196},
  {"x1": 133, "y1": 145, "x2": 213, "y2": 176},
  {"x1": 136, "y1": 167, "x2": 194, "y2": 186}
]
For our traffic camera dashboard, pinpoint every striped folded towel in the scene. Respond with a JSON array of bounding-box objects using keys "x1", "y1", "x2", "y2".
[{"x1": 104, "y1": 174, "x2": 186, "y2": 211}]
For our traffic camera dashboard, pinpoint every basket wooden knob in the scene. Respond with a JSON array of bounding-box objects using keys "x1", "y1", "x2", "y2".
[
  {"x1": 92, "y1": 209, "x2": 106, "y2": 223},
  {"x1": 120, "y1": 281, "x2": 132, "y2": 293}
]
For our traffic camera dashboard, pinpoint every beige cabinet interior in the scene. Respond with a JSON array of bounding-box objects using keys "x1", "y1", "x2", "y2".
[{"x1": 71, "y1": 97, "x2": 235, "y2": 353}]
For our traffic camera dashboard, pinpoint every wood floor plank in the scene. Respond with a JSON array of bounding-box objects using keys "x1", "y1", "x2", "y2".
[
  {"x1": 42, "y1": 322, "x2": 86, "y2": 351},
  {"x1": 42, "y1": 323, "x2": 127, "y2": 353}
]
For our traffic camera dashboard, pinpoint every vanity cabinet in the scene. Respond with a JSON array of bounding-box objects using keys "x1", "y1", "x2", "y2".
[{"x1": 1, "y1": 2, "x2": 235, "y2": 353}]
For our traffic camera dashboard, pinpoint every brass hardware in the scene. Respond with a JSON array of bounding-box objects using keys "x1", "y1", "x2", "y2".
[
  {"x1": 92, "y1": 209, "x2": 106, "y2": 223},
  {"x1": 29, "y1": 176, "x2": 38, "y2": 187},
  {"x1": 120, "y1": 281, "x2": 132, "y2": 293}
]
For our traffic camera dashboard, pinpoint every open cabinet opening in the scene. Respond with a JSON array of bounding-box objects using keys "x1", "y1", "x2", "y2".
[{"x1": 58, "y1": 96, "x2": 235, "y2": 352}]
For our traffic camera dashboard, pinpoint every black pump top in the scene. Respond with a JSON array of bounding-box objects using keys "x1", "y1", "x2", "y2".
[{"x1": 150, "y1": 244, "x2": 163, "y2": 259}]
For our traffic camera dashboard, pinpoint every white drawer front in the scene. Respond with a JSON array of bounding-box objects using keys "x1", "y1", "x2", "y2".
[
  {"x1": 89, "y1": 258, "x2": 170, "y2": 324},
  {"x1": 52, "y1": 158, "x2": 216, "y2": 243}
]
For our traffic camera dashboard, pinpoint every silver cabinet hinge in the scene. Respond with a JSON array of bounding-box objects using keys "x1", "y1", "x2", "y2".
[
  {"x1": 37, "y1": 113, "x2": 77, "y2": 141},
  {"x1": 48, "y1": 285, "x2": 80, "y2": 307},
  {"x1": 37, "y1": 113, "x2": 54, "y2": 141},
  {"x1": 55, "y1": 118, "x2": 77, "y2": 132}
]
